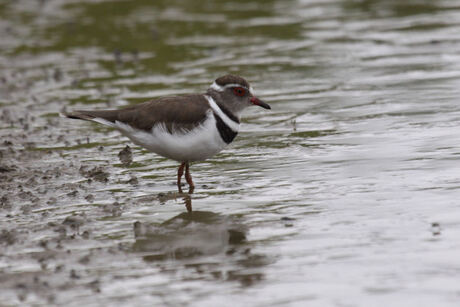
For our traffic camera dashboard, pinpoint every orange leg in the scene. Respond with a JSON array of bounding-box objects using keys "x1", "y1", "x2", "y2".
[
  {"x1": 185, "y1": 162, "x2": 194, "y2": 193},
  {"x1": 177, "y1": 162, "x2": 185, "y2": 193}
]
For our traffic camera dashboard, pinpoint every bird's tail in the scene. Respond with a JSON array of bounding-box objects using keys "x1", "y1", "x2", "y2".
[{"x1": 63, "y1": 109, "x2": 120, "y2": 128}]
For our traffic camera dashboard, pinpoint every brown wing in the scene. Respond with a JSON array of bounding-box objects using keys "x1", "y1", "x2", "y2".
[{"x1": 65, "y1": 94, "x2": 210, "y2": 133}]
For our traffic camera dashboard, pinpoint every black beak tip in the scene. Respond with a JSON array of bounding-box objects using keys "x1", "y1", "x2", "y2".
[
  {"x1": 260, "y1": 102, "x2": 271, "y2": 110},
  {"x1": 251, "y1": 97, "x2": 271, "y2": 110},
  {"x1": 258, "y1": 100, "x2": 272, "y2": 110}
]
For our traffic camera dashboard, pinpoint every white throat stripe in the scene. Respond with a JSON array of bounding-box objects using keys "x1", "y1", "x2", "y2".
[{"x1": 204, "y1": 95, "x2": 240, "y2": 132}]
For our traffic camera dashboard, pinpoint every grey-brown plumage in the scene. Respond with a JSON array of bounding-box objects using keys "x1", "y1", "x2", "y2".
[{"x1": 65, "y1": 94, "x2": 211, "y2": 134}]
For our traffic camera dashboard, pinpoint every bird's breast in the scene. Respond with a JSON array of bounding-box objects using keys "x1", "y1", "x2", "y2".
[{"x1": 115, "y1": 112, "x2": 237, "y2": 162}]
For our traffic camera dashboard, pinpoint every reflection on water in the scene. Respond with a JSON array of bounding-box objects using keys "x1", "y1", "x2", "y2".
[
  {"x1": 1, "y1": 0, "x2": 460, "y2": 306},
  {"x1": 133, "y1": 210, "x2": 246, "y2": 259},
  {"x1": 133, "y1": 210, "x2": 268, "y2": 287}
]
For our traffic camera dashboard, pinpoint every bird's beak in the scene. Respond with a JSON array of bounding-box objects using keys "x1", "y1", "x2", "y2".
[{"x1": 250, "y1": 97, "x2": 271, "y2": 109}]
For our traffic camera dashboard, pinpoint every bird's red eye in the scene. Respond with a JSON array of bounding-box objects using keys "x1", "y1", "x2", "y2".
[{"x1": 233, "y1": 87, "x2": 246, "y2": 97}]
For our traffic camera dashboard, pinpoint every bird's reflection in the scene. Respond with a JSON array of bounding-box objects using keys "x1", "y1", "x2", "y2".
[
  {"x1": 182, "y1": 192, "x2": 192, "y2": 212},
  {"x1": 133, "y1": 210, "x2": 248, "y2": 258},
  {"x1": 132, "y1": 209, "x2": 271, "y2": 286},
  {"x1": 177, "y1": 179, "x2": 194, "y2": 212}
]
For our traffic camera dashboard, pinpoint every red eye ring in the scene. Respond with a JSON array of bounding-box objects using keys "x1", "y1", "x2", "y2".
[{"x1": 233, "y1": 87, "x2": 246, "y2": 97}]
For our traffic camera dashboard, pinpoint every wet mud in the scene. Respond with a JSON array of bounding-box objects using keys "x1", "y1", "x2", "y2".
[{"x1": 2, "y1": 0, "x2": 460, "y2": 306}]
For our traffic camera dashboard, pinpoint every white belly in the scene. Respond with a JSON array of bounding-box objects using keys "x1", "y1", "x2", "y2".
[{"x1": 114, "y1": 112, "x2": 233, "y2": 162}]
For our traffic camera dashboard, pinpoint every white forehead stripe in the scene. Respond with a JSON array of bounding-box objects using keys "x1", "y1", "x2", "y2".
[
  {"x1": 204, "y1": 95, "x2": 240, "y2": 132},
  {"x1": 210, "y1": 82, "x2": 253, "y2": 94},
  {"x1": 210, "y1": 82, "x2": 224, "y2": 91}
]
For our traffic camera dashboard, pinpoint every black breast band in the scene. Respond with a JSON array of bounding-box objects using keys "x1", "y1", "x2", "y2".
[{"x1": 213, "y1": 113, "x2": 238, "y2": 144}]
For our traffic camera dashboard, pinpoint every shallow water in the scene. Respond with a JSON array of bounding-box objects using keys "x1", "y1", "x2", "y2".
[{"x1": 1, "y1": 0, "x2": 460, "y2": 306}]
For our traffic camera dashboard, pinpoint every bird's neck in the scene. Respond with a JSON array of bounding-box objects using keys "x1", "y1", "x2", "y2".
[{"x1": 206, "y1": 90, "x2": 242, "y2": 123}]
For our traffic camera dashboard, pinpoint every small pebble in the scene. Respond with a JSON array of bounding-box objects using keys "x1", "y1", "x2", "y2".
[{"x1": 118, "y1": 145, "x2": 133, "y2": 166}]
